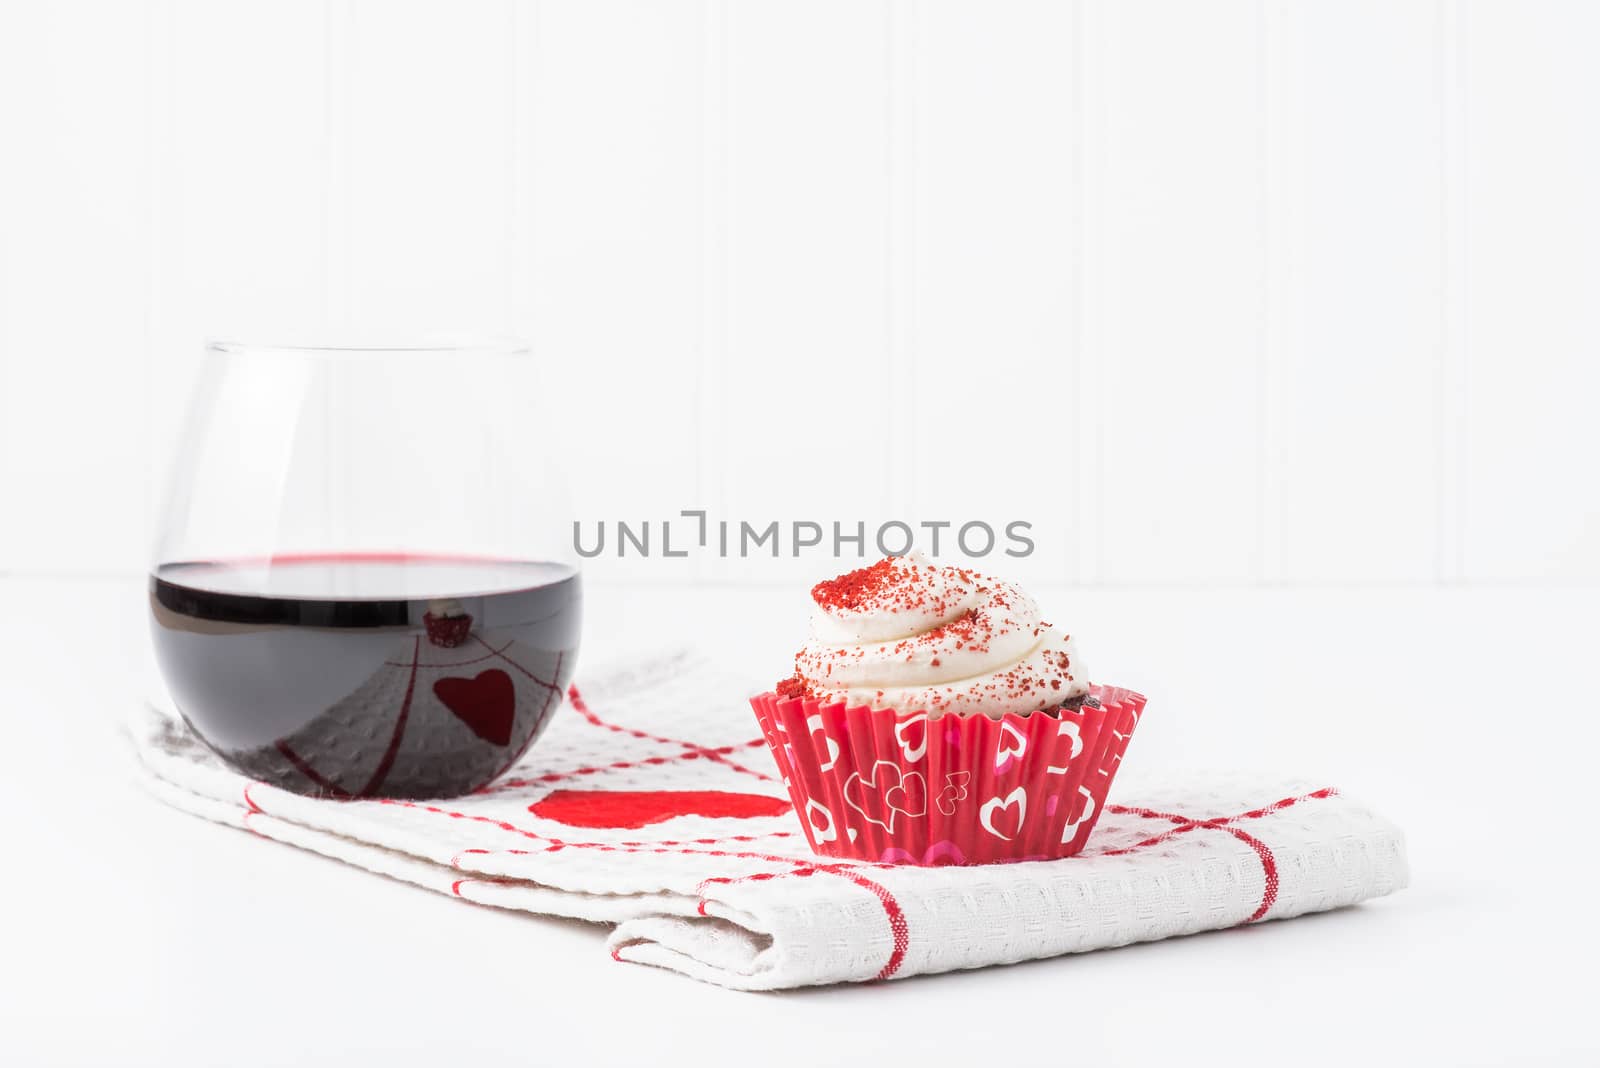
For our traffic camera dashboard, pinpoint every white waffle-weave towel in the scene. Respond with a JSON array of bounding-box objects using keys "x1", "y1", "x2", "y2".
[{"x1": 132, "y1": 652, "x2": 1408, "y2": 990}]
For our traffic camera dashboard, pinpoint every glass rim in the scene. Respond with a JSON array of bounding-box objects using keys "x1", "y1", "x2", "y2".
[{"x1": 205, "y1": 333, "x2": 531, "y2": 358}]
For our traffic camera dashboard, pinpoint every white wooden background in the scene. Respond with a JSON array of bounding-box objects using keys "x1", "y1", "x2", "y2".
[{"x1": 0, "y1": 1, "x2": 1596, "y2": 587}]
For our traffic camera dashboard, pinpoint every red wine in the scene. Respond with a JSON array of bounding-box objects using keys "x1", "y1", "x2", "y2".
[{"x1": 150, "y1": 554, "x2": 581, "y2": 799}]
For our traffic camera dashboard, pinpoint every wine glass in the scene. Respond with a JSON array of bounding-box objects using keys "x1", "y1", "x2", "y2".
[{"x1": 148, "y1": 338, "x2": 581, "y2": 799}]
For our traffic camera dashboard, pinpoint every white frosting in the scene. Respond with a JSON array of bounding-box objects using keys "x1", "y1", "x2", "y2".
[
  {"x1": 793, "y1": 552, "x2": 1088, "y2": 718},
  {"x1": 426, "y1": 597, "x2": 466, "y2": 619}
]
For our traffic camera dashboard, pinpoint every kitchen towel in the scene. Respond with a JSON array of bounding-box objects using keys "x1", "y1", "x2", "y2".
[{"x1": 133, "y1": 651, "x2": 1408, "y2": 990}]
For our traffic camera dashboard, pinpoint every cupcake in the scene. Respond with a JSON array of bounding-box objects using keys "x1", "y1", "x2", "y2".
[
  {"x1": 750, "y1": 552, "x2": 1146, "y2": 866},
  {"x1": 422, "y1": 598, "x2": 473, "y2": 648}
]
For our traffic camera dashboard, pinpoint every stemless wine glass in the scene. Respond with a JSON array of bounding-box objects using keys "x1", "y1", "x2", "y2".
[{"x1": 149, "y1": 337, "x2": 580, "y2": 799}]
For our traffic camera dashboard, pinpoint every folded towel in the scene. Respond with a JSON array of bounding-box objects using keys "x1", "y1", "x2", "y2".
[{"x1": 132, "y1": 652, "x2": 1408, "y2": 990}]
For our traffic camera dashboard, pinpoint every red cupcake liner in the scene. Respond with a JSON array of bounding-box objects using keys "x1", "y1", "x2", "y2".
[
  {"x1": 750, "y1": 685, "x2": 1147, "y2": 866},
  {"x1": 422, "y1": 611, "x2": 473, "y2": 648}
]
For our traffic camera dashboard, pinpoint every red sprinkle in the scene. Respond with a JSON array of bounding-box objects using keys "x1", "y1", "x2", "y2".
[
  {"x1": 809, "y1": 555, "x2": 974, "y2": 619},
  {"x1": 775, "y1": 674, "x2": 814, "y2": 700},
  {"x1": 810, "y1": 558, "x2": 900, "y2": 611}
]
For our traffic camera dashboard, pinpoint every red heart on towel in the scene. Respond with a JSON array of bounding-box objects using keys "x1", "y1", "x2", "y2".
[
  {"x1": 528, "y1": 789, "x2": 792, "y2": 829},
  {"x1": 434, "y1": 669, "x2": 516, "y2": 746}
]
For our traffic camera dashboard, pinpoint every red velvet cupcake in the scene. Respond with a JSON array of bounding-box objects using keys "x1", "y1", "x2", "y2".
[
  {"x1": 422, "y1": 599, "x2": 473, "y2": 648},
  {"x1": 751, "y1": 553, "x2": 1146, "y2": 866}
]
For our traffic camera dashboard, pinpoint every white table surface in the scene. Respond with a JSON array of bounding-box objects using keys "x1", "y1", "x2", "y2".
[{"x1": 2, "y1": 575, "x2": 1595, "y2": 1066}]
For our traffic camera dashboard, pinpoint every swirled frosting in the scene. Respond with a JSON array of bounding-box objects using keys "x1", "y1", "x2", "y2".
[{"x1": 776, "y1": 552, "x2": 1088, "y2": 719}]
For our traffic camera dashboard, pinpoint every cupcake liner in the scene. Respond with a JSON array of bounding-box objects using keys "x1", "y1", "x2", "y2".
[
  {"x1": 422, "y1": 611, "x2": 473, "y2": 648},
  {"x1": 750, "y1": 685, "x2": 1147, "y2": 866}
]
